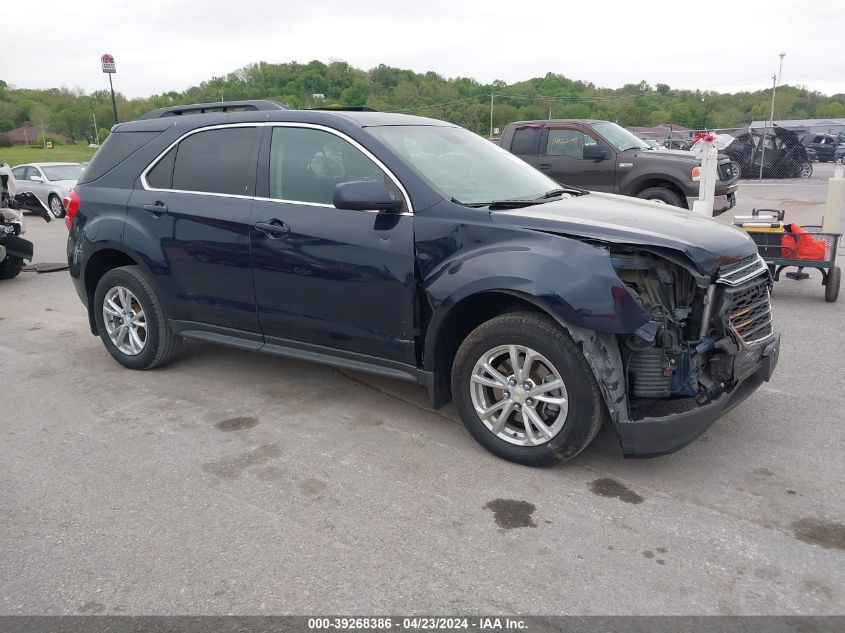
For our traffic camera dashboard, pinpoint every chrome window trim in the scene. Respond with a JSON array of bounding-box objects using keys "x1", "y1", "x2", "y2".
[
  {"x1": 140, "y1": 122, "x2": 259, "y2": 198},
  {"x1": 139, "y1": 121, "x2": 414, "y2": 214}
]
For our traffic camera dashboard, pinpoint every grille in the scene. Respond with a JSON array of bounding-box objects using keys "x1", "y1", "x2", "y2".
[
  {"x1": 725, "y1": 278, "x2": 773, "y2": 345},
  {"x1": 718, "y1": 254, "x2": 768, "y2": 286}
]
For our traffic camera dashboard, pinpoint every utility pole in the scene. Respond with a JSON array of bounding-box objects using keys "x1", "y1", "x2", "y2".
[
  {"x1": 40, "y1": 120, "x2": 47, "y2": 149},
  {"x1": 93, "y1": 112, "x2": 100, "y2": 145},
  {"x1": 489, "y1": 93, "x2": 494, "y2": 139},
  {"x1": 759, "y1": 53, "x2": 786, "y2": 181},
  {"x1": 220, "y1": 90, "x2": 224, "y2": 103}
]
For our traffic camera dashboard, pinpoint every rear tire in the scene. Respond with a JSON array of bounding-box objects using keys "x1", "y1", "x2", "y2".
[
  {"x1": 451, "y1": 311, "x2": 605, "y2": 466},
  {"x1": 825, "y1": 266, "x2": 841, "y2": 303},
  {"x1": 94, "y1": 265, "x2": 182, "y2": 369},
  {"x1": 797, "y1": 162, "x2": 813, "y2": 179},
  {"x1": 730, "y1": 160, "x2": 741, "y2": 181},
  {"x1": 48, "y1": 194, "x2": 65, "y2": 219},
  {"x1": 636, "y1": 187, "x2": 684, "y2": 208},
  {"x1": 0, "y1": 255, "x2": 24, "y2": 279}
]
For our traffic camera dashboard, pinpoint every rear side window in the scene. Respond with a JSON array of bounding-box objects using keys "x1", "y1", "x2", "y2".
[
  {"x1": 78, "y1": 131, "x2": 160, "y2": 184},
  {"x1": 510, "y1": 127, "x2": 541, "y2": 155},
  {"x1": 147, "y1": 127, "x2": 257, "y2": 196}
]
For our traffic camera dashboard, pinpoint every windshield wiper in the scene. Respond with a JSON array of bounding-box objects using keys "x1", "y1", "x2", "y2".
[{"x1": 534, "y1": 186, "x2": 588, "y2": 199}]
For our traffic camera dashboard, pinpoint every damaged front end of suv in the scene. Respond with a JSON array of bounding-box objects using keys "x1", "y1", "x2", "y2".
[
  {"x1": 602, "y1": 246, "x2": 779, "y2": 456},
  {"x1": 488, "y1": 192, "x2": 780, "y2": 457}
]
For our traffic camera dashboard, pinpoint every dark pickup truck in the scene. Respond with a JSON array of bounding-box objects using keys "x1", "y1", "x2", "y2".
[{"x1": 500, "y1": 119, "x2": 738, "y2": 214}]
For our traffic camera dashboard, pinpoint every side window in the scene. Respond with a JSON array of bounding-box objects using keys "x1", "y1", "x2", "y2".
[
  {"x1": 11, "y1": 166, "x2": 25, "y2": 180},
  {"x1": 268, "y1": 127, "x2": 388, "y2": 205},
  {"x1": 147, "y1": 127, "x2": 256, "y2": 195},
  {"x1": 544, "y1": 129, "x2": 596, "y2": 159},
  {"x1": 510, "y1": 127, "x2": 541, "y2": 155}
]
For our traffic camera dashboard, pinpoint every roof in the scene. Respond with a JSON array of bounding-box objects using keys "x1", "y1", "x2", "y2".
[
  {"x1": 4, "y1": 124, "x2": 71, "y2": 144},
  {"x1": 13, "y1": 162, "x2": 82, "y2": 168},
  {"x1": 749, "y1": 118, "x2": 845, "y2": 128},
  {"x1": 117, "y1": 108, "x2": 448, "y2": 133},
  {"x1": 629, "y1": 124, "x2": 690, "y2": 137}
]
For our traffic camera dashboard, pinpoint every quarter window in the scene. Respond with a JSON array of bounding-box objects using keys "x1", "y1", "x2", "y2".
[
  {"x1": 268, "y1": 127, "x2": 387, "y2": 205},
  {"x1": 147, "y1": 127, "x2": 257, "y2": 196}
]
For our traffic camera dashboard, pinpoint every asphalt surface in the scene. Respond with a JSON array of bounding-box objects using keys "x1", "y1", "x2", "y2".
[{"x1": 1, "y1": 176, "x2": 844, "y2": 615}]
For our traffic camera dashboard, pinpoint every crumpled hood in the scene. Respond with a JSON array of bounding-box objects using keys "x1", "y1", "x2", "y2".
[{"x1": 489, "y1": 191, "x2": 757, "y2": 275}]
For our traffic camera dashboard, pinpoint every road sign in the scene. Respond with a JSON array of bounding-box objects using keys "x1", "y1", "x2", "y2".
[{"x1": 101, "y1": 54, "x2": 116, "y2": 74}]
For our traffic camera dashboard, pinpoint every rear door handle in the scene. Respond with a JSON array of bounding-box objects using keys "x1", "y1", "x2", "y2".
[
  {"x1": 142, "y1": 202, "x2": 168, "y2": 216},
  {"x1": 537, "y1": 163, "x2": 551, "y2": 170},
  {"x1": 254, "y1": 219, "x2": 290, "y2": 238}
]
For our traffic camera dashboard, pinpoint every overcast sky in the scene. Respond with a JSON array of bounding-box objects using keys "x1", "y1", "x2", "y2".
[{"x1": 3, "y1": 0, "x2": 843, "y2": 99}]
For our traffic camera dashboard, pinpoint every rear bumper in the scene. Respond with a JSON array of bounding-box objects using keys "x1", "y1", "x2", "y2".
[{"x1": 618, "y1": 333, "x2": 779, "y2": 458}]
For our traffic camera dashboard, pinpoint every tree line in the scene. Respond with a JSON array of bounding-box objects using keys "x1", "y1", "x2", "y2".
[{"x1": 1, "y1": 60, "x2": 844, "y2": 144}]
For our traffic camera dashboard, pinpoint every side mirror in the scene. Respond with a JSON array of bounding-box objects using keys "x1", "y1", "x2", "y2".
[
  {"x1": 29, "y1": 175, "x2": 45, "y2": 182},
  {"x1": 333, "y1": 180, "x2": 403, "y2": 212},
  {"x1": 583, "y1": 145, "x2": 609, "y2": 161}
]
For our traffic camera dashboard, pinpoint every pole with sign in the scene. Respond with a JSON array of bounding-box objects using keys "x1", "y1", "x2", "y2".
[{"x1": 101, "y1": 54, "x2": 119, "y2": 124}]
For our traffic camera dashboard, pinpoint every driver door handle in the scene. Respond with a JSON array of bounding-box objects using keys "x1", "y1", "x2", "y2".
[
  {"x1": 537, "y1": 163, "x2": 551, "y2": 170},
  {"x1": 254, "y1": 219, "x2": 290, "y2": 238},
  {"x1": 142, "y1": 202, "x2": 168, "y2": 217}
]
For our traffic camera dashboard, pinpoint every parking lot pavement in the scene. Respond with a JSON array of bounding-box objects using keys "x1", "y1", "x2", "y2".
[
  {"x1": 731, "y1": 162, "x2": 838, "y2": 224},
  {"x1": 1, "y1": 203, "x2": 843, "y2": 616}
]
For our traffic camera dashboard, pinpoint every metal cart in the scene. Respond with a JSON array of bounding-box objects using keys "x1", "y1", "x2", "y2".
[{"x1": 733, "y1": 209, "x2": 841, "y2": 303}]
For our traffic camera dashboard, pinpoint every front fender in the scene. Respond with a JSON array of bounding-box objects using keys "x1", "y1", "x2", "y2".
[
  {"x1": 620, "y1": 170, "x2": 693, "y2": 198},
  {"x1": 421, "y1": 229, "x2": 649, "y2": 364}
]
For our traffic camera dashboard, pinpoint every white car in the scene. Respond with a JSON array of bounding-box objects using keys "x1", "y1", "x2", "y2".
[{"x1": 10, "y1": 162, "x2": 85, "y2": 218}]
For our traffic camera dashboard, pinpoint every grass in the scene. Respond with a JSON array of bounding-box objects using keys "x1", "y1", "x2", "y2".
[{"x1": 0, "y1": 144, "x2": 98, "y2": 167}]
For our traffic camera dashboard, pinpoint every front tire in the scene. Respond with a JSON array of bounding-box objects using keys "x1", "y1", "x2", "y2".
[
  {"x1": 94, "y1": 265, "x2": 182, "y2": 369},
  {"x1": 636, "y1": 187, "x2": 684, "y2": 207},
  {"x1": 451, "y1": 311, "x2": 605, "y2": 466},
  {"x1": 0, "y1": 255, "x2": 24, "y2": 279},
  {"x1": 48, "y1": 194, "x2": 65, "y2": 219}
]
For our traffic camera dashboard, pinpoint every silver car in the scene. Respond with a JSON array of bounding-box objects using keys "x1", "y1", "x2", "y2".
[{"x1": 10, "y1": 162, "x2": 85, "y2": 218}]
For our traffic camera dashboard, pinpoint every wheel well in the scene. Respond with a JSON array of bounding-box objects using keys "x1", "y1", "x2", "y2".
[
  {"x1": 633, "y1": 179, "x2": 687, "y2": 208},
  {"x1": 83, "y1": 249, "x2": 138, "y2": 333},
  {"x1": 428, "y1": 292, "x2": 551, "y2": 408}
]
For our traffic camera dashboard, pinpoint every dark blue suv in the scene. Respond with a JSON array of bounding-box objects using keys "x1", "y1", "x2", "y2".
[{"x1": 66, "y1": 100, "x2": 780, "y2": 466}]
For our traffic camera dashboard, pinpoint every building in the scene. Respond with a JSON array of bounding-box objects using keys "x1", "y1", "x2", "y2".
[
  {"x1": 749, "y1": 118, "x2": 845, "y2": 136},
  {"x1": 628, "y1": 123, "x2": 691, "y2": 140},
  {"x1": 5, "y1": 122, "x2": 71, "y2": 145}
]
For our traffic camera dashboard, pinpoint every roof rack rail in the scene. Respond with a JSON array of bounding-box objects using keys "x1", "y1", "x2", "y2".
[
  {"x1": 137, "y1": 99, "x2": 290, "y2": 120},
  {"x1": 309, "y1": 106, "x2": 378, "y2": 112}
]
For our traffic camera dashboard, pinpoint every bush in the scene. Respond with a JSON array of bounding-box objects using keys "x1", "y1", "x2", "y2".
[{"x1": 0, "y1": 133, "x2": 11, "y2": 148}]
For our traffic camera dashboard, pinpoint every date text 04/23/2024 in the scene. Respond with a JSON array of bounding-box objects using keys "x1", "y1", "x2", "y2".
[{"x1": 307, "y1": 617, "x2": 528, "y2": 630}]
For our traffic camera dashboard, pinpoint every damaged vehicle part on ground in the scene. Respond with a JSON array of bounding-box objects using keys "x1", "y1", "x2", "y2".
[
  {"x1": 67, "y1": 103, "x2": 779, "y2": 466},
  {"x1": 1, "y1": 164, "x2": 52, "y2": 279}
]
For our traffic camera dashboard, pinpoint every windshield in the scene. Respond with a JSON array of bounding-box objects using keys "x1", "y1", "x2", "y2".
[
  {"x1": 367, "y1": 125, "x2": 561, "y2": 205},
  {"x1": 42, "y1": 164, "x2": 84, "y2": 181},
  {"x1": 590, "y1": 121, "x2": 649, "y2": 152}
]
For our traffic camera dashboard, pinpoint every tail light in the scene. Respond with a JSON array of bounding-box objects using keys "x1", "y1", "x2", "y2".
[{"x1": 63, "y1": 190, "x2": 80, "y2": 230}]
